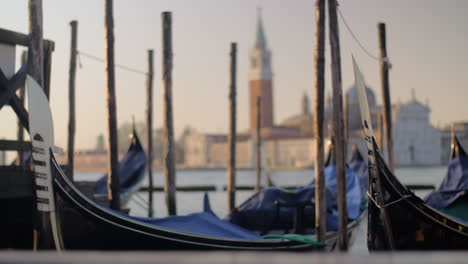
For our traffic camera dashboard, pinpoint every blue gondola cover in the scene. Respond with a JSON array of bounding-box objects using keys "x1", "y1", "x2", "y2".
[
  {"x1": 425, "y1": 149, "x2": 468, "y2": 209},
  {"x1": 349, "y1": 152, "x2": 368, "y2": 191},
  {"x1": 94, "y1": 133, "x2": 146, "y2": 195},
  {"x1": 227, "y1": 164, "x2": 362, "y2": 232},
  {"x1": 126, "y1": 212, "x2": 263, "y2": 240}
]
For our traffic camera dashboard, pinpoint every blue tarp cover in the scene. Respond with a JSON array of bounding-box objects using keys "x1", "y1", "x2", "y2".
[
  {"x1": 349, "y1": 155, "x2": 368, "y2": 191},
  {"x1": 227, "y1": 165, "x2": 362, "y2": 232},
  {"x1": 94, "y1": 137, "x2": 146, "y2": 195},
  {"x1": 425, "y1": 153, "x2": 468, "y2": 209},
  {"x1": 314, "y1": 166, "x2": 362, "y2": 220},
  {"x1": 113, "y1": 194, "x2": 263, "y2": 240},
  {"x1": 127, "y1": 211, "x2": 263, "y2": 240}
]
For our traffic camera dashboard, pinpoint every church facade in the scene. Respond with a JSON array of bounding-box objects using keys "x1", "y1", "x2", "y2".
[{"x1": 392, "y1": 95, "x2": 441, "y2": 166}]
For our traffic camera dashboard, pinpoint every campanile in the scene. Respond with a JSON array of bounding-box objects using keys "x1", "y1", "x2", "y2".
[{"x1": 249, "y1": 10, "x2": 274, "y2": 133}]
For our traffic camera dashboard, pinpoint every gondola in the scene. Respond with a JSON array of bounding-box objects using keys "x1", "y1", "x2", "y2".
[
  {"x1": 226, "y1": 143, "x2": 366, "y2": 249},
  {"x1": 424, "y1": 136, "x2": 468, "y2": 222},
  {"x1": 25, "y1": 76, "x2": 330, "y2": 251},
  {"x1": 352, "y1": 58, "x2": 468, "y2": 250},
  {"x1": 91, "y1": 130, "x2": 146, "y2": 207}
]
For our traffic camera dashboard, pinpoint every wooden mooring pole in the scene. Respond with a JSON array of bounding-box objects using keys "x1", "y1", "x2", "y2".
[
  {"x1": 104, "y1": 0, "x2": 120, "y2": 211},
  {"x1": 28, "y1": 0, "x2": 44, "y2": 88},
  {"x1": 146, "y1": 49, "x2": 154, "y2": 217},
  {"x1": 162, "y1": 11, "x2": 176, "y2": 216},
  {"x1": 43, "y1": 42, "x2": 52, "y2": 99},
  {"x1": 227, "y1": 42, "x2": 237, "y2": 213},
  {"x1": 255, "y1": 96, "x2": 261, "y2": 192},
  {"x1": 17, "y1": 51, "x2": 27, "y2": 166},
  {"x1": 313, "y1": 0, "x2": 326, "y2": 243},
  {"x1": 328, "y1": 0, "x2": 348, "y2": 250},
  {"x1": 344, "y1": 93, "x2": 349, "y2": 160},
  {"x1": 67, "y1": 20, "x2": 78, "y2": 181},
  {"x1": 377, "y1": 112, "x2": 384, "y2": 151},
  {"x1": 378, "y1": 23, "x2": 394, "y2": 171}
]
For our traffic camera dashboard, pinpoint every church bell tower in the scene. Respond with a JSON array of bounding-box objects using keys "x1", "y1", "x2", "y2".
[{"x1": 249, "y1": 9, "x2": 274, "y2": 134}]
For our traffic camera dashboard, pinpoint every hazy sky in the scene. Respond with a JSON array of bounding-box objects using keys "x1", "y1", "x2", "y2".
[{"x1": 0, "y1": 0, "x2": 467, "y2": 150}]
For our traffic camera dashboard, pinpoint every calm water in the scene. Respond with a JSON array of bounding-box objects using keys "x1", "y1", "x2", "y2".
[
  {"x1": 75, "y1": 166, "x2": 446, "y2": 217},
  {"x1": 75, "y1": 166, "x2": 447, "y2": 252}
]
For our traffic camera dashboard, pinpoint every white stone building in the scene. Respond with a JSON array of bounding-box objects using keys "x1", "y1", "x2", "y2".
[{"x1": 393, "y1": 96, "x2": 441, "y2": 166}]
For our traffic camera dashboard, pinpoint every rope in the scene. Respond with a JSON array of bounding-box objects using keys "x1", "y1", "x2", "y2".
[
  {"x1": 367, "y1": 191, "x2": 411, "y2": 209},
  {"x1": 77, "y1": 50, "x2": 148, "y2": 76},
  {"x1": 336, "y1": 2, "x2": 392, "y2": 68}
]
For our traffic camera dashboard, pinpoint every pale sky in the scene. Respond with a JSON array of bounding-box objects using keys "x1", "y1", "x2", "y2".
[{"x1": 0, "y1": 0, "x2": 467, "y2": 150}]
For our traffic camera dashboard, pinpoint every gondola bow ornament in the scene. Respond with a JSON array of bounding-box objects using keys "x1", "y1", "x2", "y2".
[
  {"x1": 352, "y1": 57, "x2": 395, "y2": 249},
  {"x1": 27, "y1": 75, "x2": 63, "y2": 250}
]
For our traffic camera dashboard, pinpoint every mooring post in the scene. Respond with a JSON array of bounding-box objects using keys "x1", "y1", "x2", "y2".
[
  {"x1": 255, "y1": 96, "x2": 261, "y2": 192},
  {"x1": 377, "y1": 111, "x2": 384, "y2": 151},
  {"x1": 227, "y1": 42, "x2": 237, "y2": 213},
  {"x1": 104, "y1": 0, "x2": 120, "y2": 211},
  {"x1": 344, "y1": 93, "x2": 349, "y2": 160},
  {"x1": 162, "y1": 11, "x2": 177, "y2": 216},
  {"x1": 67, "y1": 20, "x2": 78, "y2": 181},
  {"x1": 28, "y1": 0, "x2": 44, "y2": 89},
  {"x1": 328, "y1": 0, "x2": 348, "y2": 250},
  {"x1": 43, "y1": 44, "x2": 52, "y2": 99},
  {"x1": 378, "y1": 23, "x2": 394, "y2": 171},
  {"x1": 1, "y1": 148, "x2": 5, "y2": 165},
  {"x1": 146, "y1": 49, "x2": 154, "y2": 217},
  {"x1": 313, "y1": 0, "x2": 326, "y2": 243},
  {"x1": 17, "y1": 51, "x2": 27, "y2": 166}
]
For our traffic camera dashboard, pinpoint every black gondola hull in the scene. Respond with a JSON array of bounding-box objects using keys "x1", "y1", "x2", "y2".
[
  {"x1": 368, "y1": 149, "x2": 468, "y2": 250},
  {"x1": 52, "y1": 157, "x2": 331, "y2": 251}
]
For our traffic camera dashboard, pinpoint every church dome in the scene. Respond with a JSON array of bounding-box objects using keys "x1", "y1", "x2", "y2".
[{"x1": 346, "y1": 85, "x2": 376, "y2": 107}]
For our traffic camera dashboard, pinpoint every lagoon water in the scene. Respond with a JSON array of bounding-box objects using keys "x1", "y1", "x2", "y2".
[{"x1": 75, "y1": 166, "x2": 446, "y2": 252}]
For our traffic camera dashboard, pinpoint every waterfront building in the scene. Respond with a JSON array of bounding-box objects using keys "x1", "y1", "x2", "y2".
[
  {"x1": 183, "y1": 12, "x2": 444, "y2": 169},
  {"x1": 392, "y1": 92, "x2": 441, "y2": 166}
]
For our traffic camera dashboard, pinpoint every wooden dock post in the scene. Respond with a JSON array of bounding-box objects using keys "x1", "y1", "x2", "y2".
[
  {"x1": 344, "y1": 93, "x2": 349, "y2": 160},
  {"x1": 146, "y1": 49, "x2": 154, "y2": 217},
  {"x1": 17, "y1": 51, "x2": 27, "y2": 166},
  {"x1": 378, "y1": 22, "x2": 394, "y2": 171},
  {"x1": 255, "y1": 96, "x2": 261, "y2": 192},
  {"x1": 28, "y1": 0, "x2": 44, "y2": 88},
  {"x1": 328, "y1": 0, "x2": 348, "y2": 250},
  {"x1": 313, "y1": 0, "x2": 326, "y2": 243},
  {"x1": 377, "y1": 112, "x2": 384, "y2": 150},
  {"x1": 227, "y1": 42, "x2": 237, "y2": 212},
  {"x1": 67, "y1": 20, "x2": 78, "y2": 181},
  {"x1": 43, "y1": 42, "x2": 52, "y2": 99},
  {"x1": 104, "y1": 0, "x2": 120, "y2": 211},
  {"x1": 162, "y1": 11, "x2": 177, "y2": 216}
]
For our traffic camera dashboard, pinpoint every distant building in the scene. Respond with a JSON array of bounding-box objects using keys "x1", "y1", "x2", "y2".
[
  {"x1": 184, "y1": 11, "x2": 444, "y2": 169},
  {"x1": 95, "y1": 133, "x2": 106, "y2": 153},
  {"x1": 184, "y1": 131, "x2": 251, "y2": 168},
  {"x1": 280, "y1": 93, "x2": 314, "y2": 137},
  {"x1": 392, "y1": 93, "x2": 441, "y2": 165},
  {"x1": 185, "y1": 11, "x2": 316, "y2": 169},
  {"x1": 249, "y1": 12, "x2": 274, "y2": 133}
]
